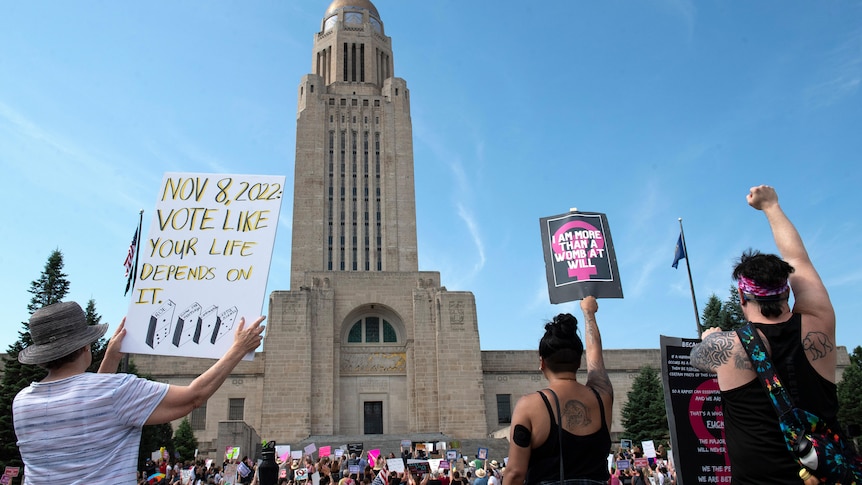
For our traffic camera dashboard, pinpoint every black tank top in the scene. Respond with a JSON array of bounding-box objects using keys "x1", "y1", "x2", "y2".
[
  {"x1": 721, "y1": 313, "x2": 838, "y2": 484},
  {"x1": 525, "y1": 387, "x2": 611, "y2": 484}
]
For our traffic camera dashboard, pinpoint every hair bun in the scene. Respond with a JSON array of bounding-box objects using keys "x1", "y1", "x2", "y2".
[{"x1": 548, "y1": 313, "x2": 578, "y2": 339}]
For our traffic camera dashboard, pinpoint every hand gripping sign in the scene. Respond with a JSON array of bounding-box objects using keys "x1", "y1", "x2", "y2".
[{"x1": 539, "y1": 211, "x2": 623, "y2": 303}]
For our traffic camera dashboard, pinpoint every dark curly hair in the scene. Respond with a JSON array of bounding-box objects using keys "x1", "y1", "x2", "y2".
[
  {"x1": 538, "y1": 313, "x2": 584, "y2": 373},
  {"x1": 732, "y1": 249, "x2": 794, "y2": 318}
]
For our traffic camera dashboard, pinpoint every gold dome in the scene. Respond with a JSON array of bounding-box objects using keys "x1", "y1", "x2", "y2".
[{"x1": 324, "y1": 0, "x2": 379, "y2": 18}]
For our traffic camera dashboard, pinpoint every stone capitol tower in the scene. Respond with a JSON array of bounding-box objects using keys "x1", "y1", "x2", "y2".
[{"x1": 262, "y1": 0, "x2": 488, "y2": 442}]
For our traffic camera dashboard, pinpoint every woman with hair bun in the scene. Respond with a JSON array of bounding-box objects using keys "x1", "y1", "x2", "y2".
[{"x1": 503, "y1": 296, "x2": 613, "y2": 485}]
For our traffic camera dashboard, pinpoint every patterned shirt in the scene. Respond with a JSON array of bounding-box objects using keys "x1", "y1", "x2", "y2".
[{"x1": 14, "y1": 372, "x2": 169, "y2": 485}]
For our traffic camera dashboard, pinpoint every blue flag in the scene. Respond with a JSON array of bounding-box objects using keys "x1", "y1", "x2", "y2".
[{"x1": 672, "y1": 233, "x2": 686, "y2": 269}]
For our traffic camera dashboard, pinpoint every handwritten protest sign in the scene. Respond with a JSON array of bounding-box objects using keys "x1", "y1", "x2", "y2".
[
  {"x1": 539, "y1": 211, "x2": 623, "y2": 303},
  {"x1": 122, "y1": 172, "x2": 285, "y2": 359}
]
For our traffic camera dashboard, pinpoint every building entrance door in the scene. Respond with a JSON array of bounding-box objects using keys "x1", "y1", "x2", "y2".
[{"x1": 363, "y1": 401, "x2": 383, "y2": 434}]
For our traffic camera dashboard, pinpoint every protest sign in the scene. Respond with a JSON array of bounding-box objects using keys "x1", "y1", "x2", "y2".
[
  {"x1": 225, "y1": 446, "x2": 241, "y2": 461},
  {"x1": 387, "y1": 458, "x2": 405, "y2": 474},
  {"x1": 661, "y1": 335, "x2": 730, "y2": 485},
  {"x1": 224, "y1": 464, "x2": 239, "y2": 485},
  {"x1": 320, "y1": 446, "x2": 332, "y2": 458},
  {"x1": 122, "y1": 172, "x2": 286, "y2": 359},
  {"x1": 539, "y1": 211, "x2": 623, "y2": 303},
  {"x1": 406, "y1": 460, "x2": 430, "y2": 476},
  {"x1": 277, "y1": 445, "x2": 291, "y2": 463},
  {"x1": 305, "y1": 443, "x2": 318, "y2": 456},
  {"x1": 642, "y1": 440, "x2": 656, "y2": 458},
  {"x1": 477, "y1": 447, "x2": 488, "y2": 460},
  {"x1": 348, "y1": 443, "x2": 364, "y2": 455},
  {"x1": 368, "y1": 449, "x2": 381, "y2": 468}
]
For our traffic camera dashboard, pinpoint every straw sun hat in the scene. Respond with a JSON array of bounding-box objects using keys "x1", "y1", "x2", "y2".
[{"x1": 18, "y1": 301, "x2": 108, "y2": 365}]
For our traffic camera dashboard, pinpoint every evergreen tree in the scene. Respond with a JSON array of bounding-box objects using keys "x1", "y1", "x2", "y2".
[
  {"x1": 621, "y1": 366, "x2": 670, "y2": 445},
  {"x1": 838, "y1": 346, "x2": 862, "y2": 439},
  {"x1": 700, "y1": 294, "x2": 723, "y2": 331},
  {"x1": 719, "y1": 284, "x2": 746, "y2": 330},
  {"x1": 0, "y1": 250, "x2": 71, "y2": 468},
  {"x1": 84, "y1": 299, "x2": 110, "y2": 373},
  {"x1": 139, "y1": 421, "x2": 174, "y2": 471},
  {"x1": 173, "y1": 417, "x2": 199, "y2": 463}
]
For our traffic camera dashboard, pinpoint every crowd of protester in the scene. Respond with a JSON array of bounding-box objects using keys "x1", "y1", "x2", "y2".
[{"x1": 138, "y1": 443, "x2": 675, "y2": 485}]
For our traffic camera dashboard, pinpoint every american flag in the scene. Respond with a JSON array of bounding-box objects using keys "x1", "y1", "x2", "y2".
[{"x1": 124, "y1": 228, "x2": 138, "y2": 277}]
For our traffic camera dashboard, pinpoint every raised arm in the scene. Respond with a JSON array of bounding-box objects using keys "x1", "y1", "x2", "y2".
[
  {"x1": 581, "y1": 296, "x2": 612, "y2": 402},
  {"x1": 98, "y1": 318, "x2": 126, "y2": 373},
  {"x1": 145, "y1": 315, "x2": 266, "y2": 425},
  {"x1": 747, "y1": 185, "x2": 834, "y2": 326}
]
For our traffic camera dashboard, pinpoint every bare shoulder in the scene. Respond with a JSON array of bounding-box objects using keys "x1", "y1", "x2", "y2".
[{"x1": 690, "y1": 330, "x2": 751, "y2": 373}]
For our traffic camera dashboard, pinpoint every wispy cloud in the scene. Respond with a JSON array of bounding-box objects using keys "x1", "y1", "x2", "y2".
[
  {"x1": 457, "y1": 202, "x2": 486, "y2": 275},
  {"x1": 805, "y1": 28, "x2": 862, "y2": 109},
  {"x1": 655, "y1": 0, "x2": 697, "y2": 43}
]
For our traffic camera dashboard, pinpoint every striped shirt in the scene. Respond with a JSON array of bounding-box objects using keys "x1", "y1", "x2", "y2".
[{"x1": 13, "y1": 372, "x2": 169, "y2": 485}]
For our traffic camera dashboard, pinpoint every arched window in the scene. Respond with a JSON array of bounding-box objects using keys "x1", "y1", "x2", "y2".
[{"x1": 347, "y1": 316, "x2": 398, "y2": 343}]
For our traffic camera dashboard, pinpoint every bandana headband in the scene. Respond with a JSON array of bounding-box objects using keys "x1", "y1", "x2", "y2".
[{"x1": 738, "y1": 275, "x2": 789, "y2": 301}]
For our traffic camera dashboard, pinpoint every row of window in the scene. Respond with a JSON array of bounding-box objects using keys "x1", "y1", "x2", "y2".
[
  {"x1": 189, "y1": 392, "x2": 512, "y2": 430},
  {"x1": 190, "y1": 398, "x2": 245, "y2": 431},
  {"x1": 331, "y1": 98, "x2": 381, "y2": 108}
]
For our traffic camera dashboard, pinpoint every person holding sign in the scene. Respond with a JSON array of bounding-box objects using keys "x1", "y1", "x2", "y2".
[
  {"x1": 690, "y1": 185, "x2": 841, "y2": 484},
  {"x1": 503, "y1": 296, "x2": 612, "y2": 485},
  {"x1": 12, "y1": 301, "x2": 265, "y2": 485}
]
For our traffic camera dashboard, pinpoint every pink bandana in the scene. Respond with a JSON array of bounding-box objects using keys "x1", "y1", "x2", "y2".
[{"x1": 738, "y1": 275, "x2": 789, "y2": 299}]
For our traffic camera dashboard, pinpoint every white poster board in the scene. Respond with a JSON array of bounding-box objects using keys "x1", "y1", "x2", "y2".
[{"x1": 122, "y1": 172, "x2": 285, "y2": 359}]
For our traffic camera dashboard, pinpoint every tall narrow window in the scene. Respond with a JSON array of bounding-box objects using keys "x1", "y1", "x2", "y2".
[
  {"x1": 497, "y1": 395, "x2": 512, "y2": 424},
  {"x1": 228, "y1": 398, "x2": 245, "y2": 421},
  {"x1": 190, "y1": 403, "x2": 207, "y2": 430}
]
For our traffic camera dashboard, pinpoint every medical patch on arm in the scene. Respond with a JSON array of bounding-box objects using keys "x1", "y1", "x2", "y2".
[{"x1": 513, "y1": 424, "x2": 531, "y2": 448}]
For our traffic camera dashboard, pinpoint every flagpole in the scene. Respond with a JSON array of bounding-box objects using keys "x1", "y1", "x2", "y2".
[
  {"x1": 131, "y1": 209, "x2": 144, "y2": 295},
  {"x1": 121, "y1": 209, "x2": 144, "y2": 374},
  {"x1": 678, "y1": 218, "x2": 701, "y2": 336}
]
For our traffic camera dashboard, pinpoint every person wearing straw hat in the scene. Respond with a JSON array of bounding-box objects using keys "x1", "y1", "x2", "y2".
[{"x1": 13, "y1": 300, "x2": 265, "y2": 485}]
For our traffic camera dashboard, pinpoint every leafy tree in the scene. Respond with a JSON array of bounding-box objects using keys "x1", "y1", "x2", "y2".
[
  {"x1": 719, "y1": 285, "x2": 746, "y2": 330},
  {"x1": 838, "y1": 346, "x2": 862, "y2": 439},
  {"x1": 0, "y1": 250, "x2": 71, "y2": 468},
  {"x1": 173, "y1": 417, "x2": 199, "y2": 463},
  {"x1": 700, "y1": 294, "x2": 723, "y2": 331},
  {"x1": 621, "y1": 365, "x2": 670, "y2": 445}
]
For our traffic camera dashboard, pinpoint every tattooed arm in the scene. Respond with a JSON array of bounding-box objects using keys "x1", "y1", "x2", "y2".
[
  {"x1": 581, "y1": 296, "x2": 613, "y2": 425},
  {"x1": 690, "y1": 327, "x2": 735, "y2": 373}
]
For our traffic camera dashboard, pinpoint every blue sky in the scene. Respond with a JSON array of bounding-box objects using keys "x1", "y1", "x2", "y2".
[{"x1": 1, "y1": 1, "x2": 860, "y2": 355}]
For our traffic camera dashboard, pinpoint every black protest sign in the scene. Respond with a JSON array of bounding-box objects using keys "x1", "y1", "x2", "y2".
[
  {"x1": 539, "y1": 211, "x2": 623, "y2": 303},
  {"x1": 660, "y1": 335, "x2": 731, "y2": 485}
]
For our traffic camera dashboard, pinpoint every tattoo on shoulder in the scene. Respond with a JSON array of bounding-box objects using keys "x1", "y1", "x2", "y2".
[
  {"x1": 562, "y1": 399, "x2": 591, "y2": 429},
  {"x1": 803, "y1": 331, "x2": 834, "y2": 361},
  {"x1": 690, "y1": 332, "x2": 735, "y2": 372},
  {"x1": 733, "y1": 349, "x2": 754, "y2": 371}
]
